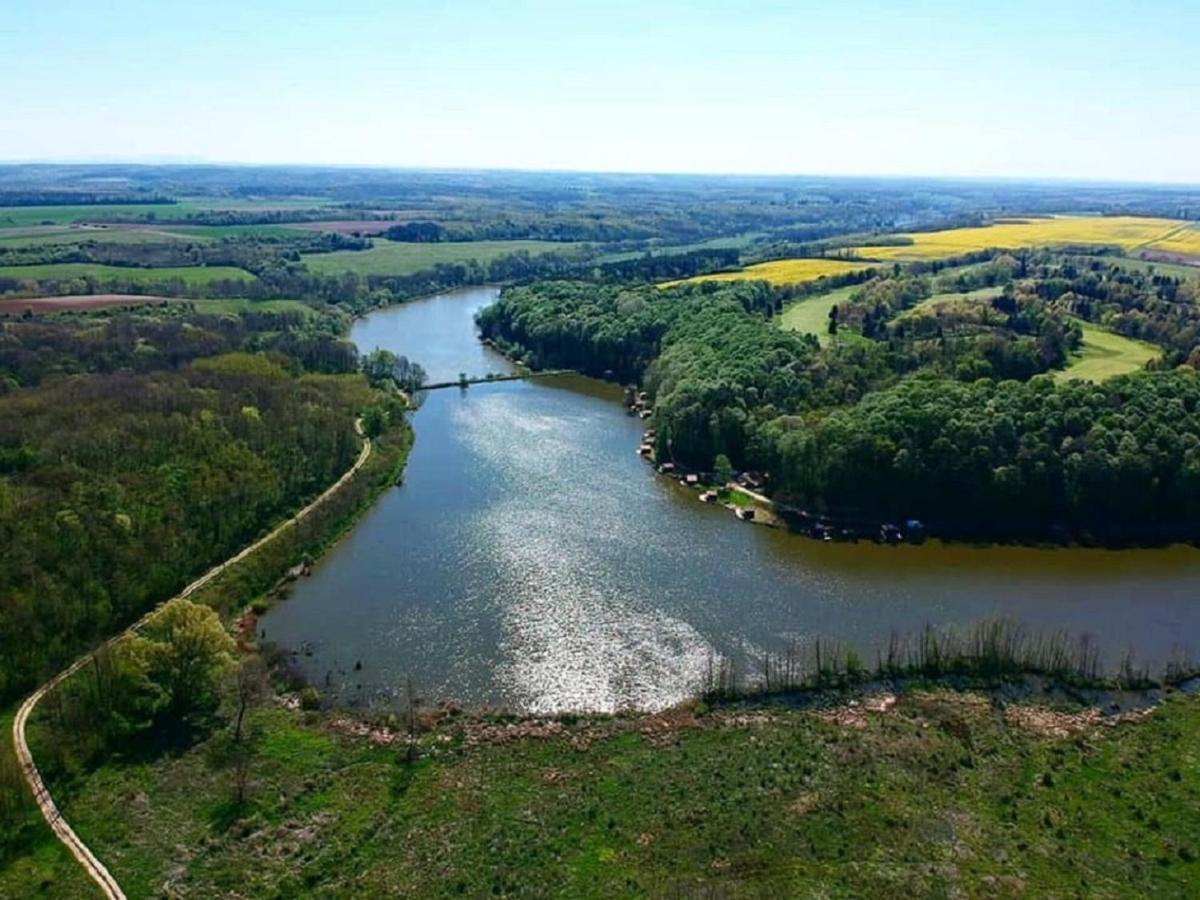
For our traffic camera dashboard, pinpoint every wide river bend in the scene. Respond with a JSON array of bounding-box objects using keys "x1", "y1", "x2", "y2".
[{"x1": 261, "y1": 287, "x2": 1200, "y2": 713}]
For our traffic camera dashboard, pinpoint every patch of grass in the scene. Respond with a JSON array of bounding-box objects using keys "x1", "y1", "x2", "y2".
[
  {"x1": 15, "y1": 692, "x2": 1199, "y2": 897},
  {"x1": 777, "y1": 283, "x2": 861, "y2": 345},
  {"x1": 0, "y1": 263, "x2": 254, "y2": 287},
  {"x1": 301, "y1": 240, "x2": 584, "y2": 277},
  {"x1": 1056, "y1": 320, "x2": 1161, "y2": 383},
  {"x1": 661, "y1": 257, "x2": 867, "y2": 288}
]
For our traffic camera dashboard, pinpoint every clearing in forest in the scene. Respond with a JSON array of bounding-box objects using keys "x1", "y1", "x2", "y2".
[
  {"x1": 845, "y1": 215, "x2": 1200, "y2": 262},
  {"x1": 777, "y1": 284, "x2": 861, "y2": 345},
  {"x1": 1056, "y1": 320, "x2": 1160, "y2": 383},
  {"x1": 661, "y1": 257, "x2": 869, "y2": 288}
]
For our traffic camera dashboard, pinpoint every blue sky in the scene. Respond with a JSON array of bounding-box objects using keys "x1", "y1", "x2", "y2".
[{"x1": 3, "y1": 0, "x2": 1197, "y2": 182}]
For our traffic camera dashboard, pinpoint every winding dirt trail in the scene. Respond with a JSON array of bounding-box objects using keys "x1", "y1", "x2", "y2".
[{"x1": 12, "y1": 422, "x2": 372, "y2": 900}]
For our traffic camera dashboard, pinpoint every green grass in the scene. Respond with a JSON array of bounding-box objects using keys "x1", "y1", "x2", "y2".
[
  {"x1": 10, "y1": 691, "x2": 1199, "y2": 897},
  {"x1": 777, "y1": 284, "x2": 861, "y2": 346},
  {"x1": 0, "y1": 263, "x2": 255, "y2": 287},
  {"x1": 0, "y1": 710, "x2": 97, "y2": 899},
  {"x1": 1057, "y1": 320, "x2": 1161, "y2": 383},
  {"x1": 0, "y1": 205, "x2": 198, "y2": 229},
  {"x1": 0, "y1": 227, "x2": 198, "y2": 247},
  {"x1": 301, "y1": 240, "x2": 584, "y2": 277}
]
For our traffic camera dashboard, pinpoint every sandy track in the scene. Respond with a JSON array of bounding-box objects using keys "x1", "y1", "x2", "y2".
[{"x1": 12, "y1": 421, "x2": 372, "y2": 900}]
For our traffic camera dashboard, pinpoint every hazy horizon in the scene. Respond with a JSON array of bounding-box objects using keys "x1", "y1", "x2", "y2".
[{"x1": 3, "y1": 0, "x2": 1198, "y2": 184}]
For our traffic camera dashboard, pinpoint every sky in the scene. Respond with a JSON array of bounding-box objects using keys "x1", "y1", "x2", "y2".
[{"x1": 2, "y1": 0, "x2": 1198, "y2": 183}]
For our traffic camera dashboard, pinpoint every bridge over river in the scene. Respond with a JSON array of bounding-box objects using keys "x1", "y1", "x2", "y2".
[{"x1": 419, "y1": 369, "x2": 577, "y2": 390}]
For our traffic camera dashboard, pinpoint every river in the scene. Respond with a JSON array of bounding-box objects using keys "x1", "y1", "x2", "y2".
[{"x1": 260, "y1": 286, "x2": 1200, "y2": 713}]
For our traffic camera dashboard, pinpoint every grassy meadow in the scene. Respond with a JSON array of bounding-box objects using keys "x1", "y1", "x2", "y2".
[
  {"x1": 301, "y1": 240, "x2": 583, "y2": 277},
  {"x1": 1057, "y1": 320, "x2": 1161, "y2": 383},
  {"x1": 846, "y1": 216, "x2": 1199, "y2": 262},
  {"x1": 778, "y1": 283, "x2": 861, "y2": 345},
  {"x1": 661, "y1": 257, "x2": 869, "y2": 288},
  {"x1": 7, "y1": 691, "x2": 1199, "y2": 897}
]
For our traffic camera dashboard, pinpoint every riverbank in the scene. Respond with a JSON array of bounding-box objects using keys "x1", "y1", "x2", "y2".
[{"x1": 8, "y1": 675, "x2": 1198, "y2": 897}]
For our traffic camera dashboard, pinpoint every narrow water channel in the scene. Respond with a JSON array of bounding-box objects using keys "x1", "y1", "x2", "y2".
[{"x1": 260, "y1": 286, "x2": 1200, "y2": 713}]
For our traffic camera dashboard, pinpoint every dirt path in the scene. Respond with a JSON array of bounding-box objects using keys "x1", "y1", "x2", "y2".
[{"x1": 12, "y1": 421, "x2": 372, "y2": 900}]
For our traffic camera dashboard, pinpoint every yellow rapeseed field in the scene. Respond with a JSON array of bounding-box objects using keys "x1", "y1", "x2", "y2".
[
  {"x1": 846, "y1": 215, "x2": 1200, "y2": 261},
  {"x1": 1142, "y1": 222, "x2": 1200, "y2": 259},
  {"x1": 660, "y1": 257, "x2": 869, "y2": 288}
]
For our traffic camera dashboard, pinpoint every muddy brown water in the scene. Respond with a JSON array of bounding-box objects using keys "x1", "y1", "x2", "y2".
[{"x1": 260, "y1": 286, "x2": 1200, "y2": 713}]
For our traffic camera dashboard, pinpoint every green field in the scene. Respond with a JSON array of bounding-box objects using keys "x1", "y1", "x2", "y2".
[
  {"x1": 1057, "y1": 320, "x2": 1160, "y2": 383},
  {"x1": 0, "y1": 226, "x2": 195, "y2": 247},
  {"x1": 1079, "y1": 255, "x2": 1200, "y2": 282},
  {"x1": 301, "y1": 240, "x2": 584, "y2": 277},
  {"x1": 0, "y1": 205, "x2": 195, "y2": 229},
  {"x1": 9, "y1": 691, "x2": 1198, "y2": 897},
  {"x1": 778, "y1": 283, "x2": 860, "y2": 345},
  {"x1": 0, "y1": 263, "x2": 254, "y2": 286}
]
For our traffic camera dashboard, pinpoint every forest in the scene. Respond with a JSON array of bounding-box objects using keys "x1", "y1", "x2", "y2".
[{"x1": 0, "y1": 307, "x2": 386, "y2": 706}]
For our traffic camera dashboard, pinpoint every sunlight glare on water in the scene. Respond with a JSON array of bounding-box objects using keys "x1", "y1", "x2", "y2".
[{"x1": 459, "y1": 395, "x2": 716, "y2": 712}]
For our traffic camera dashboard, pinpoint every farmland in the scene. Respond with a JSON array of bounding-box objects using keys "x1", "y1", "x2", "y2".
[
  {"x1": 0, "y1": 263, "x2": 254, "y2": 287},
  {"x1": 661, "y1": 257, "x2": 868, "y2": 288},
  {"x1": 1056, "y1": 320, "x2": 1161, "y2": 383},
  {"x1": 301, "y1": 240, "x2": 584, "y2": 277},
  {"x1": 847, "y1": 215, "x2": 1200, "y2": 262}
]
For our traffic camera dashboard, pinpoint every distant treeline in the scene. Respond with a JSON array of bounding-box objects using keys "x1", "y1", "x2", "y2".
[
  {"x1": 0, "y1": 191, "x2": 175, "y2": 207},
  {"x1": 384, "y1": 218, "x2": 655, "y2": 243}
]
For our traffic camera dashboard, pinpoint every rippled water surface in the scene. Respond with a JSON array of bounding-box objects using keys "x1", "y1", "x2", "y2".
[{"x1": 261, "y1": 286, "x2": 1200, "y2": 712}]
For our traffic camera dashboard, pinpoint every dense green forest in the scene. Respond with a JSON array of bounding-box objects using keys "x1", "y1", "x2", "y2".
[
  {"x1": 478, "y1": 266, "x2": 1200, "y2": 541},
  {"x1": 0, "y1": 308, "x2": 381, "y2": 706}
]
